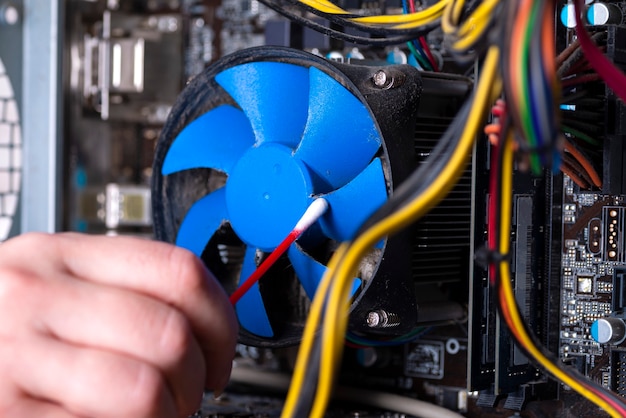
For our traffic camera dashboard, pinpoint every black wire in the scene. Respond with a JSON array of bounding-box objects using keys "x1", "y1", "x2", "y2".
[
  {"x1": 529, "y1": 6, "x2": 553, "y2": 168},
  {"x1": 562, "y1": 154, "x2": 592, "y2": 188},
  {"x1": 493, "y1": 276, "x2": 626, "y2": 414},
  {"x1": 565, "y1": 131, "x2": 602, "y2": 154},
  {"x1": 358, "y1": 26, "x2": 506, "y2": 235},
  {"x1": 442, "y1": 3, "x2": 502, "y2": 64},
  {"x1": 498, "y1": 0, "x2": 522, "y2": 144},
  {"x1": 561, "y1": 118, "x2": 604, "y2": 135},
  {"x1": 560, "y1": 89, "x2": 592, "y2": 104},
  {"x1": 557, "y1": 45, "x2": 586, "y2": 79},
  {"x1": 356, "y1": 94, "x2": 471, "y2": 234},
  {"x1": 561, "y1": 108, "x2": 605, "y2": 123},
  {"x1": 557, "y1": 31, "x2": 606, "y2": 78},
  {"x1": 390, "y1": 99, "x2": 472, "y2": 209},
  {"x1": 291, "y1": 0, "x2": 441, "y2": 37},
  {"x1": 291, "y1": 333, "x2": 322, "y2": 417},
  {"x1": 257, "y1": 0, "x2": 439, "y2": 45},
  {"x1": 491, "y1": 133, "x2": 626, "y2": 413}
]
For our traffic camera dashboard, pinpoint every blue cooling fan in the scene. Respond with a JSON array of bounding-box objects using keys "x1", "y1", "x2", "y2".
[{"x1": 153, "y1": 47, "x2": 422, "y2": 347}]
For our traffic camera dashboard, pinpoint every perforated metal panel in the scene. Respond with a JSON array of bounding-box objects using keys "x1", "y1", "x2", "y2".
[
  {"x1": 0, "y1": 0, "x2": 24, "y2": 241},
  {"x1": 0, "y1": 57, "x2": 22, "y2": 240}
]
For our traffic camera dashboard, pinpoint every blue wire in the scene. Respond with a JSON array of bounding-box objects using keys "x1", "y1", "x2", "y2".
[
  {"x1": 525, "y1": 14, "x2": 545, "y2": 165},
  {"x1": 401, "y1": 0, "x2": 433, "y2": 71},
  {"x1": 412, "y1": 40, "x2": 428, "y2": 61},
  {"x1": 346, "y1": 327, "x2": 431, "y2": 347}
]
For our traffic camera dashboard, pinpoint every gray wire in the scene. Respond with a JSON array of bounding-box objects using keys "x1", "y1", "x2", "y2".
[{"x1": 229, "y1": 365, "x2": 467, "y2": 418}]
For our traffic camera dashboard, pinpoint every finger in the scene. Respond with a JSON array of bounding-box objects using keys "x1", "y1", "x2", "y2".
[
  {"x1": 38, "y1": 276, "x2": 205, "y2": 416},
  {"x1": 9, "y1": 333, "x2": 177, "y2": 418},
  {"x1": 2, "y1": 397, "x2": 81, "y2": 418},
  {"x1": 3, "y1": 233, "x2": 238, "y2": 392}
]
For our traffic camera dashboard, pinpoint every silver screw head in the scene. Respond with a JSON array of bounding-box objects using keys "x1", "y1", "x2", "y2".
[
  {"x1": 373, "y1": 70, "x2": 389, "y2": 88},
  {"x1": 366, "y1": 311, "x2": 381, "y2": 327}
]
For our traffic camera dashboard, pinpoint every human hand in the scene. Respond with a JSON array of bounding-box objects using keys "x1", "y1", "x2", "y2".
[{"x1": 0, "y1": 232, "x2": 238, "y2": 418}]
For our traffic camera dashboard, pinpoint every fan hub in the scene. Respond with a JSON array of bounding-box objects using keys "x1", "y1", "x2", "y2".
[{"x1": 225, "y1": 143, "x2": 314, "y2": 251}]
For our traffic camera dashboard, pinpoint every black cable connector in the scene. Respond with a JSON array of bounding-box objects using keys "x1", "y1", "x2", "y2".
[{"x1": 474, "y1": 245, "x2": 511, "y2": 269}]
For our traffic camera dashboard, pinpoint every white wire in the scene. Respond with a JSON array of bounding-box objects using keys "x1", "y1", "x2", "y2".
[
  {"x1": 336, "y1": 385, "x2": 467, "y2": 418},
  {"x1": 229, "y1": 365, "x2": 467, "y2": 418}
]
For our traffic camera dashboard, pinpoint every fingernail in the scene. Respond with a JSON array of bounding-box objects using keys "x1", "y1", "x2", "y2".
[
  {"x1": 213, "y1": 389, "x2": 224, "y2": 399},
  {"x1": 206, "y1": 371, "x2": 229, "y2": 399},
  {"x1": 214, "y1": 373, "x2": 230, "y2": 398}
]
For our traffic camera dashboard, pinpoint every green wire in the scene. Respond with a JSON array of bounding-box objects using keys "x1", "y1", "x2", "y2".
[
  {"x1": 562, "y1": 125, "x2": 600, "y2": 146},
  {"x1": 520, "y1": 0, "x2": 543, "y2": 174},
  {"x1": 345, "y1": 326, "x2": 428, "y2": 347},
  {"x1": 407, "y1": 41, "x2": 432, "y2": 70}
]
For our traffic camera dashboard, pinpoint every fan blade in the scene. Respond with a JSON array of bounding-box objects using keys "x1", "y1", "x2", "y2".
[
  {"x1": 320, "y1": 158, "x2": 387, "y2": 243},
  {"x1": 175, "y1": 187, "x2": 228, "y2": 257},
  {"x1": 294, "y1": 67, "x2": 382, "y2": 192},
  {"x1": 162, "y1": 105, "x2": 254, "y2": 176},
  {"x1": 215, "y1": 62, "x2": 309, "y2": 149},
  {"x1": 235, "y1": 246, "x2": 274, "y2": 337},
  {"x1": 288, "y1": 243, "x2": 361, "y2": 300}
]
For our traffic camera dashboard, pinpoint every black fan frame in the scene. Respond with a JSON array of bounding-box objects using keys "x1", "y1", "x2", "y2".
[{"x1": 152, "y1": 46, "x2": 424, "y2": 347}]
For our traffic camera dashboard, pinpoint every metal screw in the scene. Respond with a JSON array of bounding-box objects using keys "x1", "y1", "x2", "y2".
[
  {"x1": 366, "y1": 309, "x2": 401, "y2": 328},
  {"x1": 372, "y1": 70, "x2": 391, "y2": 89}
]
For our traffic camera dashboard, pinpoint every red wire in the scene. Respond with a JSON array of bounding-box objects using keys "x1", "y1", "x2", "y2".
[
  {"x1": 419, "y1": 37, "x2": 439, "y2": 72},
  {"x1": 491, "y1": 120, "x2": 626, "y2": 417},
  {"x1": 487, "y1": 101, "x2": 506, "y2": 285},
  {"x1": 574, "y1": 0, "x2": 626, "y2": 102},
  {"x1": 487, "y1": 141, "x2": 499, "y2": 285}
]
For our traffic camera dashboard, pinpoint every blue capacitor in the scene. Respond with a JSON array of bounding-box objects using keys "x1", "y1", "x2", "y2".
[
  {"x1": 587, "y1": 2, "x2": 623, "y2": 25},
  {"x1": 560, "y1": 4, "x2": 577, "y2": 28},
  {"x1": 591, "y1": 317, "x2": 626, "y2": 344}
]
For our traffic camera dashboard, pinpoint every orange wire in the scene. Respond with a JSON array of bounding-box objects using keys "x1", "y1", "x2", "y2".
[
  {"x1": 563, "y1": 143, "x2": 602, "y2": 187},
  {"x1": 556, "y1": 38, "x2": 580, "y2": 68},
  {"x1": 508, "y1": 0, "x2": 532, "y2": 111},
  {"x1": 564, "y1": 152, "x2": 597, "y2": 186},
  {"x1": 561, "y1": 162, "x2": 591, "y2": 189},
  {"x1": 484, "y1": 124, "x2": 501, "y2": 135},
  {"x1": 541, "y1": 0, "x2": 560, "y2": 110},
  {"x1": 540, "y1": 1, "x2": 556, "y2": 80},
  {"x1": 498, "y1": 285, "x2": 523, "y2": 341}
]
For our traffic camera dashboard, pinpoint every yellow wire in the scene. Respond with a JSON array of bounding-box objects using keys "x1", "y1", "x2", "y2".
[
  {"x1": 280, "y1": 244, "x2": 348, "y2": 418},
  {"x1": 496, "y1": 137, "x2": 623, "y2": 417},
  {"x1": 457, "y1": 0, "x2": 499, "y2": 37},
  {"x1": 442, "y1": 0, "x2": 501, "y2": 51},
  {"x1": 297, "y1": 0, "x2": 449, "y2": 24},
  {"x1": 345, "y1": 0, "x2": 448, "y2": 25},
  {"x1": 299, "y1": 0, "x2": 351, "y2": 15},
  {"x1": 273, "y1": 0, "x2": 623, "y2": 413},
  {"x1": 390, "y1": 17, "x2": 446, "y2": 30},
  {"x1": 441, "y1": 0, "x2": 464, "y2": 34},
  {"x1": 450, "y1": 18, "x2": 490, "y2": 51},
  {"x1": 306, "y1": 46, "x2": 501, "y2": 418},
  {"x1": 454, "y1": 0, "x2": 499, "y2": 46},
  {"x1": 311, "y1": 252, "x2": 353, "y2": 418},
  {"x1": 294, "y1": 0, "x2": 495, "y2": 42}
]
